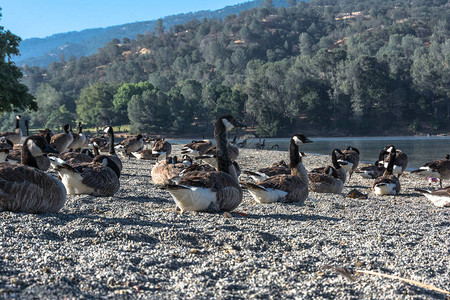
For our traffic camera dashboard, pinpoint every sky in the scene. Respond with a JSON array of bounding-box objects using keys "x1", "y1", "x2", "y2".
[{"x1": 0, "y1": 0, "x2": 246, "y2": 40}]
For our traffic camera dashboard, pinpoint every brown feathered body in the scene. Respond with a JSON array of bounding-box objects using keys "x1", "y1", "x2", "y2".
[
  {"x1": 242, "y1": 134, "x2": 312, "y2": 204},
  {"x1": 0, "y1": 163, "x2": 66, "y2": 213},
  {"x1": 308, "y1": 168, "x2": 344, "y2": 194},
  {"x1": 181, "y1": 140, "x2": 212, "y2": 156},
  {"x1": 55, "y1": 156, "x2": 120, "y2": 196},
  {"x1": 50, "y1": 124, "x2": 74, "y2": 153},
  {"x1": 152, "y1": 139, "x2": 172, "y2": 157}
]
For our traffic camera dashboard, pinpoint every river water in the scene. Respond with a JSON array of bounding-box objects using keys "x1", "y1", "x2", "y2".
[
  {"x1": 242, "y1": 136, "x2": 450, "y2": 169},
  {"x1": 171, "y1": 136, "x2": 450, "y2": 169}
]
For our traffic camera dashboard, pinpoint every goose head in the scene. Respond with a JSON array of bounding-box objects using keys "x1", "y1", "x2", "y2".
[
  {"x1": 93, "y1": 155, "x2": 121, "y2": 178},
  {"x1": 102, "y1": 126, "x2": 114, "y2": 135},
  {"x1": 292, "y1": 133, "x2": 312, "y2": 146},
  {"x1": 24, "y1": 136, "x2": 59, "y2": 157},
  {"x1": 218, "y1": 115, "x2": 246, "y2": 131},
  {"x1": 346, "y1": 146, "x2": 360, "y2": 154},
  {"x1": 62, "y1": 124, "x2": 70, "y2": 134},
  {"x1": 325, "y1": 166, "x2": 338, "y2": 178}
]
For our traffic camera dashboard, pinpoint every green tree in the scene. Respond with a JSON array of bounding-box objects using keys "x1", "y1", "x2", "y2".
[
  {"x1": 113, "y1": 81, "x2": 156, "y2": 125},
  {"x1": 127, "y1": 89, "x2": 170, "y2": 133},
  {"x1": 46, "y1": 104, "x2": 75, "y2": 129},
  {"x1": 76, "y1": 82, "x2": 118, "y2": 127},
  {"x1": 28, "y1": 83, "x2": 64, "y2": 127},
  {"x1": 0, "y1": 11, "x2": 37, "y2": 113}
]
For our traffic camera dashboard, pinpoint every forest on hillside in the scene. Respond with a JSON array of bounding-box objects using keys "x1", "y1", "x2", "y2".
[
  {"x1": 16, "y1": 0, "x2": 288, "y2": 67},
  {"x1": 3, "y1": 0, "x2": 450, "y2": 137}
]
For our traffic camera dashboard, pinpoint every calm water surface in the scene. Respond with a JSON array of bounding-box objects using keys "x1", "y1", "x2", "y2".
[{"x1": 171, "y1": 136, "x2": 450, "y2": 169}]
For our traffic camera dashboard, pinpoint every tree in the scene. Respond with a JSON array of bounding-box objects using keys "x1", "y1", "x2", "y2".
[
  {"x1": 0, "y1": 11, "x2": 37, "y2": 113},
  {"x1": 76, "y1": 82, "x2": 118, "y2": 127},
  {"x1": 113, "y1": 81, "x2": 156, "y2": 125},
  {"x1": 28, "y1": 83, "x2": 64, "y2": 127},
  {"x1": 127, "y1": 89, "x2": 170, "y2": 133}
]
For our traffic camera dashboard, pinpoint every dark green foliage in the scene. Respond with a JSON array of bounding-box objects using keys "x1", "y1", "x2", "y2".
[
  {"x1": 0, "y1": 19, "x2": 37, "y2": 113},
  {"x1": 14, "y1": 0, "x2": 450, "y2": 136}
]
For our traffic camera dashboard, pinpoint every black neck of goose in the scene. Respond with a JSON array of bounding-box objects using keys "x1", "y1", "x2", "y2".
[
  {"x1": 21, "y1": 145, "x2": 38, "y2": 168},
  {"x1": 108, "y1": 159, "x2": 121, "y2": 178},
  {"x1": 93, "y1": 145, "x2": 100, "y2": 156},
  {"x1": 331, "y1": 150, "x2": 340, "y2": 169},
  {"x1": 214, "y1": 119, "x2": 231, "y2": 173},
  {"x1": 78, "y1": 124, "x2": 82, "y2": 134},
  {"x1": 289, "y1": 138, "x2": 300, "y2": 169},
  {"x1": 108, "y1": 130, "x2": 115, "y2": 155},
  {"x1": 386, "y1": 149, "x2": 396, "y2": 175},
  {"x1": 15, "y1": 118, "x2": 20, "y2": 130}
]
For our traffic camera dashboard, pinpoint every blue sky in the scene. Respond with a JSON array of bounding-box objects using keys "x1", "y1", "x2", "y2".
[{"x1": 0, "y1": 0, "x2": 246, "y2": 40}]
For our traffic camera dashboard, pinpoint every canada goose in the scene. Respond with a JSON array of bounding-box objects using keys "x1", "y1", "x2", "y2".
[
  {"x1": 53, "y1": 154, "x2": 120, "y2": 196},
  {"x1": 131, "y1": 149, "x2": 158, "y2": 160},
  {"x1": 241, "y1": 134, "x2": 312, "y2": 204},
  {"x1": 372, "y1": 145, "x2": 401, "y2": 195},
  {"x1": 380, "y1": 146, "x2": 408, "y2": 178},
  {"x1": 243, "y1": 157, "x2": 304, "y2": 182},
  {"x1": 152, "y1": 139, "x2": 172, "y2": 158},
  {"x1": 100, "y1": 126, "x2": 123, "y2": 171},
  {"x1": 115, "y1": 134, "x2": 144, "y2": 155},
  {"x1": 180, "y1": 139, "x2": 212, "y2": 156},
  {"x1": 0, "y1": 137, "x2": 13, "y2": 162},
  {"x1": 310, "y1": 149, "x2": 347, "y2": 183},
  {"x1": 0, "y1": 115, "x2": 22, "y2": 144},
  {"x1": 68, "y1": 122, "x2": 87, "y2": 151},
  {"x1": 271, "y1": 144, "x2": 280, "y2": 151},
  {"x1": 308, "y1": 166, "x2": 343, "y2": 194},
  {"x1": 356, "y1": 161, "x2": 385, "y2": 179},
  {"x1": 255, "y1": 139, "x2": 265, "y2": 150},
  {"x1": 411, "y1": 157, "x2": 450, "y2": 188},
  {"x1": 151, "y1": 155, "x2": 192, "y2": 185},
  {"x1": 195, "y1": 142, "x2": 240, "y2": 169},
  {"x1": 336, "y1": 146, "x2": 360, "y2": 182},
  {"x1": 49, "y1": 150, "x2": 94, "y2": 168},
  {"x1": 237, "y1": 138, "x2": 247, "y2": 148},
  {"x1": 0, "y1": 136, "x2": 66, "y2": 213},
  {"x1": 415, "y1": 187, "x2": 450, "y2": 207},
  {"x1": 38, "y1": 128, "x2": 54, "y2": 144},
  {"x1": 50, "y1": 124, "x2": 74, "y2": 153},
  {"x1": 165, "y1": 115, "x2": 245, "y2": 213}
]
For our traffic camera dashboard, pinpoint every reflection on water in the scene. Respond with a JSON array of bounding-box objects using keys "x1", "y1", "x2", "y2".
[{"x1": 170, "y1": 136, "x2": 450, "y2": 169}]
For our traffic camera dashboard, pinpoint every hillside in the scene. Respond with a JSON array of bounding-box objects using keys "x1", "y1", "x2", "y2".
[
  {"x1": 4, "y1": 0, "x2": 449, "y2": 137},
  {"x1": 15, "y1": 0, "x2": 289, "y2": 67}
]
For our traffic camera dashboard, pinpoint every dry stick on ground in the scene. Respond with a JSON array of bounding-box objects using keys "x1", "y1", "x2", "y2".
[{"x1": 355, "y1": 269, "x2": 450, "y2": 295}]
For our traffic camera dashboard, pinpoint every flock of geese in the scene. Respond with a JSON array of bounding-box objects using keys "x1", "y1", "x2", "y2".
[{"x1": 0, "y1": 114, "x2": 449, "y2": 214}]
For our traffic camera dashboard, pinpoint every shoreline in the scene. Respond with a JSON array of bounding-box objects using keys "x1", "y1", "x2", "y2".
[{"x1": 0, "y1": 145, "x2": 449, "y2": 298}]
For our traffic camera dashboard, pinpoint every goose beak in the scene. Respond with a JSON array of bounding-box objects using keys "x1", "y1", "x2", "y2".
[{"x1": 304, "y1": 138, "x2": 313, "y2": 143}]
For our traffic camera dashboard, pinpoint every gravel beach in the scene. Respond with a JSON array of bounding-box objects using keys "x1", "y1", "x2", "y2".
[{"x1": 1, "y1": 143, "x2": 449, "y2": 299}]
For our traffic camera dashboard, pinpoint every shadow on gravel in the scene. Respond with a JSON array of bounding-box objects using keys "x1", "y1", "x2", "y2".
[
  {"x1": 244, "y1": 213, "x2": 341, "y2": 222},
  {"x1": 39, "y1": 213, "x2": 182, "y2": 229},
  {"x1": 114, "y1": 195, "x2": 171, "y2": 204}
]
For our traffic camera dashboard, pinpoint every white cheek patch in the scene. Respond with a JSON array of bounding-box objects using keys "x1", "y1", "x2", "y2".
[
  {"x1": 387, "y1": 146, "x2": 395, "y2": 153},
  {"x1": 103, "y1": 127, "x2": 111, "y2": 134},
  {"x1": 27, "y1": 140, "x2": 43, "y2": 157},
  {"x1": 293, "y1": 136, "x2": 303, "y2": 145},
  {"x1": 222, "y1": 119, "x2": 234, "y2": 131}
]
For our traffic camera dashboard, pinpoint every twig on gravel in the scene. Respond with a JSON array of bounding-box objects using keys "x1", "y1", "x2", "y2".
[{"x1": 355, "y1": 269, "x2": 450, "y2": 295}]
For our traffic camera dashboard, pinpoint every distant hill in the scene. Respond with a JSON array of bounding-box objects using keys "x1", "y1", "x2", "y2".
[{"x1": 15, "y1": 0, "x2": 290, "y2": 67}]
